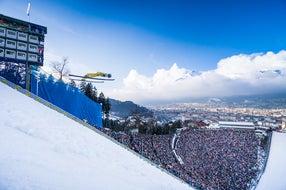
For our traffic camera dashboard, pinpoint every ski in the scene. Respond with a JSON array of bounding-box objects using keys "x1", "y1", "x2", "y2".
[
  {"x1": 70, "y1": 78, "x2": 104, "y2": 83},
  {"x1": 69, "y1": 74, "x2": 115, "y2": 81}
]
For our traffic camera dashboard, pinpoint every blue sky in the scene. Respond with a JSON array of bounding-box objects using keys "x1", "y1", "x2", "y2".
[{"x1": 1, "y1": 0, "x2": 286, "y2": 104}]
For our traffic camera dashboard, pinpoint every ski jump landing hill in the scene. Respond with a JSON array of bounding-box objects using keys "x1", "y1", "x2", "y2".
[
  {"x1": 256, "y1": 131, "x2": 286, "y2": 190},
  {"x1": 1, "y1": 76, "x2": 286, "y2": 190},
  {"x1": 0, "y1": 76, "x2": 192, "y2": 190}
]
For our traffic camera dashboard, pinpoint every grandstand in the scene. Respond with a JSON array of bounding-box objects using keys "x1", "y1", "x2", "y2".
[
  {"x1": 102, "y1": 126, "x2": 270, "y2": 189},
  {"x1": 218, "y1": 121, "x2": 256, "y2": 130},
  {"x1": 176, "y1": 128, "x2": 262, "y2": 189}
]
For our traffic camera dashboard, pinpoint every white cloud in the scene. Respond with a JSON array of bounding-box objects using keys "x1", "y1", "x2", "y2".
[{"x1": 112, "y1": 50, "x2": 286, "y2": 104}]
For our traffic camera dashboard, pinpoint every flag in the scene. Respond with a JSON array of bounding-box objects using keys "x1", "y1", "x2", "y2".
[{"x1": 27, "y1": 2, "x2": 31, "y2": 16}]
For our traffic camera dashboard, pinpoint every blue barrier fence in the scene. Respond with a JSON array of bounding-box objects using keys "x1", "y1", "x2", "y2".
[{"x1": 30, "y1": 70, "x2": 102, "y2": 128}]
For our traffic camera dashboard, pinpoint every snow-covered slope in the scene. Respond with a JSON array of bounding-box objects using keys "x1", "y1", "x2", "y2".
[
  {"x1": 0, "y1": 82, "x2": 192, "y2": 190},
  {"x1": 257, "y1": 132, "x2": 286, "y2": 190}
]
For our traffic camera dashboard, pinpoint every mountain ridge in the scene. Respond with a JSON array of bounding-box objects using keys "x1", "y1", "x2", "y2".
[{"x1": 110, "y1": 98, "x2": 153, "y2": 117}]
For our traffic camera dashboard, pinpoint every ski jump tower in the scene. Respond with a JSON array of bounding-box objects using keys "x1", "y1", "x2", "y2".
[{"x1": 0, "y1": 14, "x2": 47, "y2": 90}]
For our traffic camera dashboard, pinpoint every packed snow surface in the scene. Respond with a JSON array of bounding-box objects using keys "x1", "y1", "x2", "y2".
[
  {"x1": 257, "y1": 132, "x2": 286, "y2": 190},
  {"x1": 0, "y1": 82, "x2": 191, "y2": 190},
  {"x1": 1, "y1": 81, "x2": 286, "y2": 190}
]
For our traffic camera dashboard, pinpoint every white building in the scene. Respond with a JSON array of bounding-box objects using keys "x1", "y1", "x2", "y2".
[{"x1": 218, "y1": 121, "x2": 255, "y2": 130}]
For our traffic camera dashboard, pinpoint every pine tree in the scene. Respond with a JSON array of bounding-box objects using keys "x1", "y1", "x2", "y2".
[
  {"x1": 103, "y1": 97, "x2": 111, "y2": 118},
  {"x1": 79, "y1": 81, "x2": 86, "y2": 94},
  {"x1": 85, "y1": 82, "x2": 93, "y2": 99},
  {"x1": 91, "y1": 86, "x2": 98, "y2": 102},
  {"x1": 79, "y1": 82, "x2": 111, "y2": 120},
  {"x1": 98, "y1": 92, "x2": 105, "y2": 105},
  {"x1": 80, "y1": 82, "x2": 98, "y2": 102}
]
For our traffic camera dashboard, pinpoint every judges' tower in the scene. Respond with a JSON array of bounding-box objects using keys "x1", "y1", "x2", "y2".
[{"x1": 0, "y1": 14, "x2": 47, "y2": 90}]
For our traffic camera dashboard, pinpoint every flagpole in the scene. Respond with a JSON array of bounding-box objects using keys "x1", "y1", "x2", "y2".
[
  {"x1": 27, "y1": 2, "x2": 31, "y2": 22},
  {"x1": 26, "y1": 2, "x2": 31, "y2": 91}
]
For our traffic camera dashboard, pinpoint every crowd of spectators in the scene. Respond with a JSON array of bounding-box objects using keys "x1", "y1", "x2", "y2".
[
  {"x1": 176, "y1": 128, "x2": 260, "y2": 189},
  {"x1": 130, "y1": 134, "x2": 159, "y2": 164},
  {"x1": 101, "y1": 128, "x2": 130, "y2": 146},
  {"x1": 100, "y1": 127, "x2": 261, "y2": 190}
]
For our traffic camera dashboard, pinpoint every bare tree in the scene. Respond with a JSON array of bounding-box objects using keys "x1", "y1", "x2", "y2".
[{"x1": 51, "y1": 57, "x2": 70, "y2": 81}]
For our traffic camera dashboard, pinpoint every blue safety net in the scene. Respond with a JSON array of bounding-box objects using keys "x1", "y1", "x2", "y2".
[{"x1": 30, "y1": 69, "x2": 102, "y2": 128}]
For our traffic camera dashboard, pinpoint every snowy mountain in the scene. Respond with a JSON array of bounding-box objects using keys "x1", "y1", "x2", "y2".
[{"x1": 0, "y1": 81, "x2": 191, "y2": 190}]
